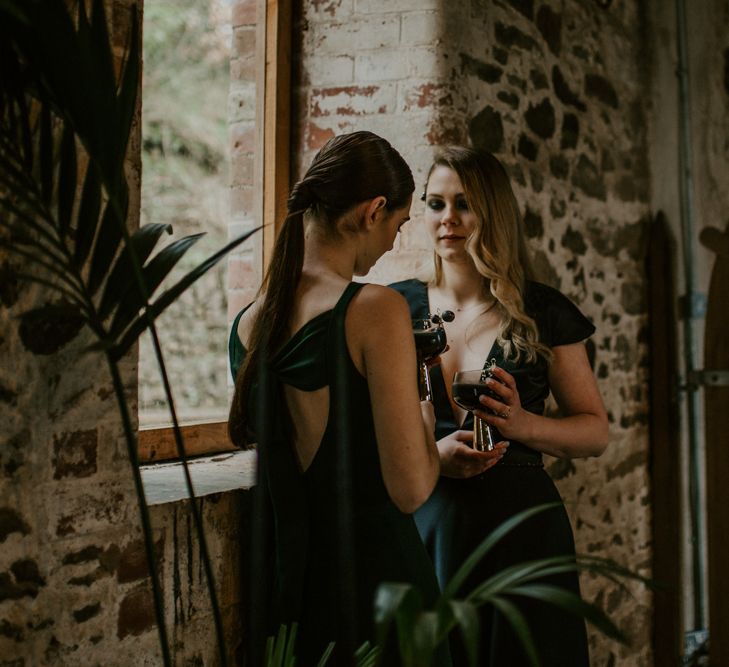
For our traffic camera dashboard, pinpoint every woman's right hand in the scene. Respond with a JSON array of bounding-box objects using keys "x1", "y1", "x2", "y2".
[{"x1": 437, "y1": 430, "x2": 508, "y2": 478}]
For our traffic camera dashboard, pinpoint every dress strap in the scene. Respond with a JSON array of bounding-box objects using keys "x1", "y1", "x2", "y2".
[{"x1": 228, "y1": 301, "x2": 254, "y2": 381}]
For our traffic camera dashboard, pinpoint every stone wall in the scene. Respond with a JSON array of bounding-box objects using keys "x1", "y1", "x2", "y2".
[
  {"x1": 293, "y1": 1, "x2": 653, "y2": 664},
  {"x1": 0, "y1": 2, "x2": 244, "y2": 664}
]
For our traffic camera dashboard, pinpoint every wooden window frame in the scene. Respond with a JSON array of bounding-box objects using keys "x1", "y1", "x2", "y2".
[{"x1": 139, "y1": 0, "x2": 291, "y2": 463}]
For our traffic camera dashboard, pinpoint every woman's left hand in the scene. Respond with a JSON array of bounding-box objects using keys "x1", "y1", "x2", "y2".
[{"x1": 473, "y1": 365, "x2": 529, "y2": 441}]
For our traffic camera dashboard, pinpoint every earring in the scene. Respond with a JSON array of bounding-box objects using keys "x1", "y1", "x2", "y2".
[{"x1": 420, "y1": 191, "x2": 426, "y2": 201}]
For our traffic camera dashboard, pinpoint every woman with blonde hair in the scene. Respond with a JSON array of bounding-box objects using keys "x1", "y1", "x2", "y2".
[
  {"x1": 228, "y1": 131, "x2": 449, "y2": 665},
  {"x1": 392, "y1": 146, "x2": 607, "y2": 666}
]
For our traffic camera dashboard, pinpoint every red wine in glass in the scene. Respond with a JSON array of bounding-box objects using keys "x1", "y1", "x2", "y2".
[
  {"x1": 452, "y1": 367, "x2": 498, "y2": 451},
  {"x1": 412, "y1": 311, "x2": 454, "y2": 401}
]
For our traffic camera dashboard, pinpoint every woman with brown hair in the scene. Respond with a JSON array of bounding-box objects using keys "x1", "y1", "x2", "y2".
[
  {"x1": 392, "y1": 146, "x2": 608, "y2": 666},
  {"x1": 228, "y1": 131, "x2": 449, "y2": 665}
]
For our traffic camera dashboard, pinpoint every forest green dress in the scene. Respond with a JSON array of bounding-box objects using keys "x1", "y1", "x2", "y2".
[{"x1": 230, "y1": 282, "x2": 450, "y2": 666}]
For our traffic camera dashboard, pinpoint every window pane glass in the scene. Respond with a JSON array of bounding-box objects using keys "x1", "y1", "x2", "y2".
[{"x1": 139, "y1": 0, "x2": 232, "y2": 427}]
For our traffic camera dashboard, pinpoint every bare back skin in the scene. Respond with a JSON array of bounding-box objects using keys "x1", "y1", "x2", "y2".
[
  {"x1": 237, "y1": 273, "x2": 350, "y2": 472},
  {"x1": 238, "y1": 270, "x2": 439, "y2": 511}
]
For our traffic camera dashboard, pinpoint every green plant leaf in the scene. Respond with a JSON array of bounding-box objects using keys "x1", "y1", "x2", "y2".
[
  {"x1": 108, "y1": 232, "x2": 203, "y2": 338},
  {"x1": 115, "y1": 4, "x2": 139, "y2": 182},
  {"x1": 265, "y1": 624, "x2": 297, "y2": 667},
  {"x1": 0, "y1": 1, "x2": 30, "y2": 23},
  {"x1": 510, "y1": 583, "x2": 627, "y2": 644},
  {"x1": 38, "y1": 99, "x2": 53, "y2": 204},
  {"x1": 411, "y1": 610, "x2": 439, "y2": 667},
  {"x1": 87, "y1": 182, "x2": 129, "y2": 296},
  {"x1": 489, "y1": 596, "x2": 541, "y2": 667},
  {"x1": 314, "y1": 641, "x2": 335, "y2": 667},
  {"x1": 374, "y1": 582, "x2": 415, "y2": 652},
  {"x1": 283, "y1": 622, "x2": 298, "y2": 666},
  {"x1": 442, "y1": 503, "x2": 560, "y2": 599},
  {"x1": 469, "y1": 555, "x2": 580, "y2": 602},
  {"x1": 56, "y1": 119, "x2": 77, "y2": 238},
  {"x1": 353, "y1": 642, "x2": 379, "y2": 667},
  {"x1": 449, "y1": 600, "x2": 480, "y2": 667},
  {"x1": 97, "y1": 222, "x2": 172, "y2": 321},
  {"x1": 110, "y1": 227, "x2": 261, "y2": 360},
  {"x1": 89, "y1": 0, "x2": 120, "y2": 187},
  {"x1": 72, "y1": 163, "x2": 102, "y2": 266}
]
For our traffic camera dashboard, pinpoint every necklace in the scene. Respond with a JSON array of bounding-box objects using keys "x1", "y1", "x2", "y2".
[{"x1": 437, "y1": 299, "x2": 499, "y2": 315}]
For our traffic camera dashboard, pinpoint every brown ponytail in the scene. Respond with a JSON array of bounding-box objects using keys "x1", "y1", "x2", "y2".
[{"x1": 228, "y1": 131, "x2": 414, "y2": 448}]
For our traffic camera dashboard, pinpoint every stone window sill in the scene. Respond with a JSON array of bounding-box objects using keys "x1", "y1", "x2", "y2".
[{"x1": 140, "y1": 449, "x2": 256, "y2": 506}]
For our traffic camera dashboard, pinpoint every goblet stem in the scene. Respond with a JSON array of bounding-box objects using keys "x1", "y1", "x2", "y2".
[
  {"x1": 418, "y1": 360, "x2": 432, "y2": 401},
  {"x1": 473, "y1": 414, "x2": 495, "y2": 451}
]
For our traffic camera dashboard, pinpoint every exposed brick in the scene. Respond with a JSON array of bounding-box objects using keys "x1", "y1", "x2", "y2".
[
  {"x1": 229, "y1": 85, "x2": 256, "y2": 123},
  {"x1": 117, "y1": 585, "x2": 156, "y2": 638},
  {"x1": 401, "y1": 11, "x2": 439, "y2": 46},
  {"x1": 355, "y1": 50, "x2": 408, "y2": 82},
  {"x1": 233, "y1": 26, "x2": 256, "y2": 58},
  {"x1": 230, "y1": 121, "x2": 255, "y2": 155},
  {"x1": 306, "y1": 55, "x2": 354, "y2": 85},
  {"x1": 230, "y1": 187, "x2": 255, "y2": 218},
  {"x1": 53, "y1": 489, "x2": 131, "y2": 538},
  {"x1": 231, "y1": 152, "x2": 254, "y2": 186},
  {"x1": 313, "y1": 15, "x2": 399, "y2": 53},
  {"x1": 230, "y1": 56, "x2": 256, "y2": 83},
  {"x1": 117, "y1": 537, "x2": 163, "y2": 584},
  {"x1": 52, "y1": 429, "x2": 98, "y2": 480},
  {"x1": 401, "y1": 82, "x2": 454, "y2": 112},
  {"x1": 231, "y1": 0, "x2": 256, "y2": 27},
  {"x1": 356, "y1": 0, "x2": 438, "y2": 11},
  {"x1": 310, "y1": 84, "x2": 396, "y2": 117},
  {"x1": 305, "y1": 122, "x2": 336, "y2": 151},
  {"x1": 407, "y1": 47, "x2": 447, "y2": 79},
  {"x1": 307, "y1": 0, "x2": 353, "y2": 18},
  {"x1": 228, "y1": 257, "x2": 259, "y2": 291}
]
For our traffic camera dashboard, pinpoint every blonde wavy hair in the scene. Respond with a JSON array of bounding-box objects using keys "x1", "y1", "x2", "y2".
[{"x1": 427, "y1": 146, "x2": 551, "y2": 364}]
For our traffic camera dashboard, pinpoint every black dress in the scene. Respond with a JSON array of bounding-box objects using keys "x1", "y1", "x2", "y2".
[
  {"x1": 391, "y1": 279, "x2": 593, "y2": 667},
  {"x1": 230, "y1": 283, "x2": 450, "y2": 666}
]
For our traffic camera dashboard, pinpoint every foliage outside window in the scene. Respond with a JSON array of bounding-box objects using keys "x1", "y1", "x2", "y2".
[{"x1": 139, "y1": 0, "x2": 232, "y2": 427}]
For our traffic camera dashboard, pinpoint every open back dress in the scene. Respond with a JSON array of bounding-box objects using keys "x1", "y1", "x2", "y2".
[{"x1": 230, "y1": 282, "x2": 450, "y2": 666}]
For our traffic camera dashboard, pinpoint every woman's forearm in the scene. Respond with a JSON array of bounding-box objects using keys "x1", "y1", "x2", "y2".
[{"x1": 517, "y1": 410, "x2": 609, "y2": 459}]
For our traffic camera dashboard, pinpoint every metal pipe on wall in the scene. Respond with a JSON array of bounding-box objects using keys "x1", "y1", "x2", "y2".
[{"x1": 674, "y1": 0, "x2": 707, "y2": 641}]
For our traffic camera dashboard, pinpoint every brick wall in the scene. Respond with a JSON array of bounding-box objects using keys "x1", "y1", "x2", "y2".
[
  {"x1": 228, "y1": 0, "x2": 262, "y2": 330},
  {"x1": 293, "y1": 1, "x2": 653, "y2": 665}
]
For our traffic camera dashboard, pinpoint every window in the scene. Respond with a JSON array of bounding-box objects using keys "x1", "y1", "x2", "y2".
[{"x1": 138, "y1": 0, "x2": 291, "y2": 462}]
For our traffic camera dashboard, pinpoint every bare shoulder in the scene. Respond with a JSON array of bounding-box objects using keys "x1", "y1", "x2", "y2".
[
  {"x1": 348, "y1": 284, "x2": 410, "y2": 328},
  {"x1": 236, "y1": 300, "x2": 263, "y2": 349}
]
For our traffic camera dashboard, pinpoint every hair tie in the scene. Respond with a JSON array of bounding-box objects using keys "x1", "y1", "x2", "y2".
[{"x1": 288, "y1": 180, "x2": 315, "y2": 213}]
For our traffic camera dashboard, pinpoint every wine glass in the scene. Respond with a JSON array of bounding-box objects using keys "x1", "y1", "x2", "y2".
[
  {"x1": 412, "y1": 311, "x2": 453, "y2": 401},
  {"x1": 451, "y1": 366, "x2": 499, "y2": 451}
]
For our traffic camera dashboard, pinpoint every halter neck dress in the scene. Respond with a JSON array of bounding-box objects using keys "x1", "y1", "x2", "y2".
[{"x1": 230, "y1": 282, "x2": 450, "y2": 666}]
